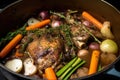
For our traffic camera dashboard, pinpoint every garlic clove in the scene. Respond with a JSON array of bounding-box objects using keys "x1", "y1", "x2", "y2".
[{"x1": 24, "y1": 58, "x2": 37, "y2": 76}]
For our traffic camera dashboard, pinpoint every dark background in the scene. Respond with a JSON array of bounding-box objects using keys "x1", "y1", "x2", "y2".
[
  {"x1": 0, "y1": 0, "x2": 120, "y2": 10},
  {"x1": 106, "y1": 0, "x2": 120, "y2": 10}
]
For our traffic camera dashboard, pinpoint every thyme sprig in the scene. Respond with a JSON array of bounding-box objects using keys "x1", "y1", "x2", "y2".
[
  {"x1": 50, "y1": 11, "x2": 66, "y2": 19},
  {"x1": 50, "y1": 10, "x2": 78, "y2": 19},
  {"x1": 82, "y1": 25, "x2": 101, "y2": 44},
  {"x1": 0, "y1": 23, "x2": 27, "y2": 47},
  {"x1": 60, "y1": 24, "x2": 74, "y2": 47}
]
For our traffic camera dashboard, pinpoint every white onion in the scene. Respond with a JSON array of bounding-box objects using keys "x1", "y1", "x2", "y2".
[
  {"x1": 5, "y1": 59, "x2": 23, "y2": 73},
  {"x1": 100, "y1": 39, "x2": 118, "y2": 54},
  {"x1": 51, "y1": 20, "x2": 61, "y2": 28},
  {"x1": 27, "y1": 18, "x2": 39, "y2": 26}
]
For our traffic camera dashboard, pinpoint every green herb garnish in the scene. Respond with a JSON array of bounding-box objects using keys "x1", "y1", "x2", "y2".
[
  {"x1": 60, "y1": 24, "x2": 74, "y2": 47},
  {"x1": 0, "y1": 23, "x2": 27, "y2": 48}
]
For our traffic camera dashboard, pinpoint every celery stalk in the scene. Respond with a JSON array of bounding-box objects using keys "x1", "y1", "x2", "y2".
[
  {"x1": 63, "y1": 60, "x2": 86, "y2": 80},
  {"x1": 60, "y1": 58, "x2": 82, "y2": 80},
  {"x1": 56, "y1": 57, "x2": 77, "y2": 77}
]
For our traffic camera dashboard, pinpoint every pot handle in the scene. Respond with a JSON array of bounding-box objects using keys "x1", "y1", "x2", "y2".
[
  {"x1": 106, "y1": 59, "x2": 120, "y2": 77},
  {"x1": 0, "y1": 0, "x2": 22, "y2": 13},
  {"x1": 106, "y1": 65, "x2": 120, "y2": 77}
]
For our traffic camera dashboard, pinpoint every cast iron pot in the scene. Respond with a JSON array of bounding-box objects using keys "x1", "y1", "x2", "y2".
[{"x1": 0, "y1": 0, "x2": 120, "y2": 80}]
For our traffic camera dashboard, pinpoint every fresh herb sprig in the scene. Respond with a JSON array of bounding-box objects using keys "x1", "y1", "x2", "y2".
[
  {"x1": 50, "y1": 11, "x2": 66, "y2": 19},
  {"x1": 82, "y1": 25, "x2": 101, "y2": 43},
  {"x1": 60, "y1": 24, "x2": 74, "y2": 47},
  {"x1": 0, "y1": 23, "x2": 27, "y2": 48}
]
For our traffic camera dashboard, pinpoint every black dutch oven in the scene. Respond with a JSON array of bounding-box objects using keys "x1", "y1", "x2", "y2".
[{"x1": 0, "y1": 0, "x2": 120, "y2": 80}]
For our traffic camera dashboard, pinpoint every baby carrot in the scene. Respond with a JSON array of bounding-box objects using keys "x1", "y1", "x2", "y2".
[
  {"x1": 26, "y1": 19, "x2": 50, "y2": 30},
  {"x1": 82, "y1": 11, "x2": 103, "y2": 29},
  {"x1": 56, "y1": 57, "x2": 77, "y2": 77},
  {"x1": 0, "y1": 34, "x2": 23, "y2": 58},
  {"x1": 45, "y1": 67, "x2": 57, "y2": 80},
  {"x1": 88, "y1": 50, "x2": 100, "y2": 75}
]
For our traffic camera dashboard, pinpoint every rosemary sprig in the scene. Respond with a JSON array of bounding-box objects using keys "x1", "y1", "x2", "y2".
[
  {"x1": 50, "y1": 10, "x2": 78, "y2": 19},
  {"x1": 82, "y1": 25, "x2": 101, "y2": 44},
  {"x1": 67, "y1": 9, "x2": 78, "y2": 14},
  {"x1": 50, "y1": 11, "x2": 66, "y2": 19},
  {"x1": 60, "y1": 24, "x2": 74, "y2": 47}
]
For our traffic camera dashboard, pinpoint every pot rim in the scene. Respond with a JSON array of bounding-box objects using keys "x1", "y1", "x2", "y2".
[{"x1": 0, "y1": 0, "x2": 120, "y2": 79}]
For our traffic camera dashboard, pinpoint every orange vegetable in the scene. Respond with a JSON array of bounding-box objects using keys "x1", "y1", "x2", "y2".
[
  {"x1": 14, "y1": 50, "x2": 23, "y2": 58},
  {"x1": 0, "y1": 34, "x2": 23, "y2": 58},
  {"x1": 45, "y1": 67, "x2": 57, "y2": 80},
  {"x1": 0, "y1": 19, "x2": 51, "y2": 58},
  {"x1": 88, "y1": 50, "x2": 100, "y2": 75},
  {"x1": 26, "y1": 19, "x2": 50, "y2": 30},
  {"x1": 15, "y1": 44, "x2": 21, "y2": 49},
  {"x1": 82, "y1": 11, "x2": 103, "y2": 29}
]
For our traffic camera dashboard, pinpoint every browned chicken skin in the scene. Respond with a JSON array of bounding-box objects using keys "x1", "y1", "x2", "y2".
[{"x1": 27, "y1": 35, "x2": 62, "y2": 74}]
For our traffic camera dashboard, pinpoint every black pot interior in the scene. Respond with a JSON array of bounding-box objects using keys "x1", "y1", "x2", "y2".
[{"x1": 0, "y1": 0, "x2": 120, "y2": 79}]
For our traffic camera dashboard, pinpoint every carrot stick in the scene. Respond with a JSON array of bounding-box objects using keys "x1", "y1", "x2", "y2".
[
  {"x1": 26, "y1": 19, "x2": 50, "y2": 30},
  {"x1": 45, "y1": 67, "x2": 57, "y2": 80},
  {"x1": 82, "y1": 11, "x2": 103, "y2": 29},
  {"x1": 0, "y1": 19, "x2": 51, "y2": 58},
  {"x1": 0, "y1": 34, "x2": 23, "y2": 58},
  {"x1": 88, "y1": 50, "x2": 100, "y2": 75}
]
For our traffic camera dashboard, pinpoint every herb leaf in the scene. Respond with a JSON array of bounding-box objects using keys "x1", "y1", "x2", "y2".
[
  {"x1": 60, "y1": 24, "x2": 74, "y2": 47},
  {"x1": 0, "y1": 23, "x2": 27, "y2": 48}
]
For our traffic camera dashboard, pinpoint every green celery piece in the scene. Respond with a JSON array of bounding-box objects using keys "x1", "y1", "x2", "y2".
[
  {"x1": 60, "y1": 67, "x2": 72, "y2": 80},
  {"x1": 63, "y1": 60, "x2": 86, "y2": 80},
  {"x1": 98, "y1": 64, "x2": 102, "y2": 71},
  {"x1": 56, "y1": 57, "x2": 77, "y2": 77},
  {"x1": 60, "y1": 58, "x2": 82, "y2": 80}
]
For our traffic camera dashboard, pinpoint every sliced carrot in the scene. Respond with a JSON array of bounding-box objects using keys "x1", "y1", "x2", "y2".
[
  {"x1": 82, "y1": 11, "x2": 103, "y2": 29},
  {"x1": 14, "y1": 50, "x2": 23, "y2": 57},
  {"x1": 45, "y1": 67, "x2": 57, "y2": 80},
  {"x1": 88, "y1": 50, "x2": 100, "y2": 75},
  {"x1": 0, "y1": 34, "x2": 23, "y2": 58},
  {"x1": 26, "y1": 19, "x2": 50, "y2": 30}
]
